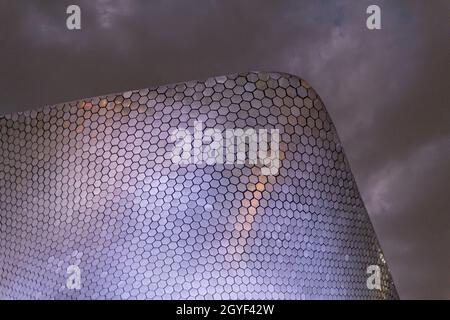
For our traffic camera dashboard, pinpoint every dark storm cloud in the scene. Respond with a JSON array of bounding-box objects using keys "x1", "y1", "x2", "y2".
[{"x1": 0, "y1": 0, "x2": 448, "y2": 298}]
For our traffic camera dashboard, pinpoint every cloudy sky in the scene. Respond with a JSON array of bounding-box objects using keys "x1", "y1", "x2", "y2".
[{"x1": 0, "y1": 0, "x2": 448, "y2": 299}]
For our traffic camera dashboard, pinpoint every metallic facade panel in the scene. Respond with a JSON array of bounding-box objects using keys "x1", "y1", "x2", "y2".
[{"x1": 0, "y1": 72, "x2": 398, "y2": 299}]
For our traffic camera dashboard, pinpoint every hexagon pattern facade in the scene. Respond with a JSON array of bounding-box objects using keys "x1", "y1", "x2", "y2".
[{"x1": 0, "y1": 72, "x2": 398, "y2": 299}]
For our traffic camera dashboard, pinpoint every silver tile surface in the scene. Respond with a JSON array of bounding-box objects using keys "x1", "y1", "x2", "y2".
[{"x1": 0, "y1": 72, "x2": 397, "y2": 299}]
